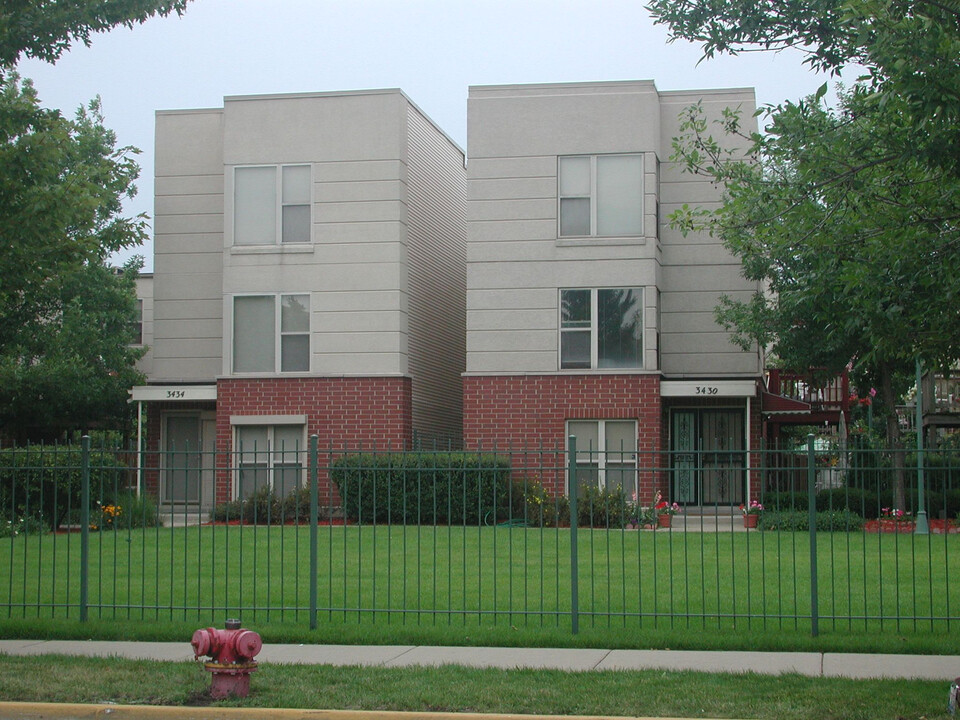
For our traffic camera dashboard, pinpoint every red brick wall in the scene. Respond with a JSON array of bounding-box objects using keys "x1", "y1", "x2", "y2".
[
  {"x1": 214, "y1": 376, "x2": 413, "y2": 504},
  {"x1": 463, "y1": 374, "x2": 662, "y2": 500}
]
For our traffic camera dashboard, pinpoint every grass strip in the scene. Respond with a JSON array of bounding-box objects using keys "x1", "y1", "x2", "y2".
[
  {"x1": 0, "y1": 617, "x2": 956, "y2": 656},
  {"x1": 0, "y1": 654, "x2": 952, "y2": 720}
]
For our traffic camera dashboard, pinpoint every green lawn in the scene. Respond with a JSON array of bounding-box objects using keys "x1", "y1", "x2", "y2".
[
  {"x1": 1, "y1": 524, "x2": 957, "y2": 650},
  {"x1": 0, "y1": 654, "x2": 952, "y2": 720}
]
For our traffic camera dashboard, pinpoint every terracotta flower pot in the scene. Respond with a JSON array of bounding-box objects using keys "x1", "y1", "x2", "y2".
[
  {"x1": 657, "y1": 514, "x2": 672, "y2": 529},
  {"x1": 743, "y1": 514, "x2": 759, "y2": 529}
]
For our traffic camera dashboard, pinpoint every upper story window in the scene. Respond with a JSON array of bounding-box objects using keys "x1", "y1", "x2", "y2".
[
  {"x1": 558, "y1": 154, "x2": 643, "y2": 238},
  {"x1": 233, "y1": 294, "x2": 310, "y2": 373},
  {"x1": 234, "y1": 165, "x2": 311, "y2": 245},
  {"x1": 560, "y1": 288, "x2": 643, "y2": 369}
]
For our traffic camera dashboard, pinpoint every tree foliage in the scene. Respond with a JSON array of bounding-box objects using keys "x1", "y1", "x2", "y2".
[
  {"x1": 0, "y1": 73, "x2": 147, "y2": 440},
  {"x1": 672, "y1": 88, "x2": 960, "y2": 506},
  {"x1": 0, "y1": 0, "x2": 191, "y2": 67},
  {"x1": 646, "y1": 0, "x2": 960, "y2": 172},
  {"x1": 0, "y1": 74, "x2": 146, "y2": 350},
  {"x1": 0, "y1": 257, "x2": 145, "y2": 442}
]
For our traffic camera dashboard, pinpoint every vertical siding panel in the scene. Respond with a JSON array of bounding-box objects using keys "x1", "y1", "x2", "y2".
[{"x1": 404, "y1": 105, "x2": 467, "y2": 442}]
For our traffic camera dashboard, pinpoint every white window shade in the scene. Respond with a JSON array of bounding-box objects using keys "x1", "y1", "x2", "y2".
[
  {"x1": 233, "y1": 296, "x2": 275, "y2": 372},
  {"x1": 596, "y1": 155, "x2": 643, "y2": 236},
  {"x1": 235, "y1": 167, "x2": 277, "y2": 246}
]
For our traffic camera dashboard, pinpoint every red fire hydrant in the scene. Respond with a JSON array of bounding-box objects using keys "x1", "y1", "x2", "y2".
[{"x1": 191, "y1": 619, "x2": 262, "y2": 698}]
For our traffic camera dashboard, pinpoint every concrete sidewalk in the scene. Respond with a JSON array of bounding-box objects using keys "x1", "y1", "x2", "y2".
[{"x1": 1, "y1": 639, "x2": 958, "y2": 680}]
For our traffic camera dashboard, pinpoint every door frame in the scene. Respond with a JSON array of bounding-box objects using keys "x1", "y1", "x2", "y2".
[{"x1": 160, "y1": 411, "x2": 215, "y2": 506}]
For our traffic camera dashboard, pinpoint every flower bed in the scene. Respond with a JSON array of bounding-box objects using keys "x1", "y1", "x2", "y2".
[{"x1": 862, "y1": 518, "x2": 959, "y2": 534}]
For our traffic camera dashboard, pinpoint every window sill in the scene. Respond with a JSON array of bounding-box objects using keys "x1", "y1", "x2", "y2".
[
  {"x1": 230, "y1": 244, "x2": 314, "y2": 255},
  {"x1": 556, "y1": 236, "x2": 649, "y2": 248}
]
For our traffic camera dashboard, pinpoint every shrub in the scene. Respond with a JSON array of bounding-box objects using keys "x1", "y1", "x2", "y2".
[
  {"x1": 517, "y1": 478, "x2": 570, "y2": 527},
  {"x1": 0, "y1": 515, "x2": 46, "y2": 537},
  {"x1": 0, "y1": 445, "x2": 129, "y2": 530},
  {"x1": 575, "y1": 483, "x2": 629, "y2": 528},
  {"x1": 209, "y1": 485, "x2": 313, "y2": 525},
  {"x1": 331, "y1": 452, "x2": 514, "y2": 525},
  {"x1": 816, "y1": 488, "x2": 879, "y2": 517},
  {"x1": 95, "y1": 491, "x2": 162, "y2": 530},
  {"x1": 759, "y1": 509, "x2": 864, "y2": 532},
  {"x1": 210, "y1": 500, "x2": 244, "y2": 523}
]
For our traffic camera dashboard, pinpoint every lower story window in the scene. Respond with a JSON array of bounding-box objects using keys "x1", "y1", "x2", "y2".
[
  {"x1": 567, "y1": 419, "x2": 637, "y2": 497},
  {"x1": 235, "y1": 424, "x2": 305, "y2": 499}
]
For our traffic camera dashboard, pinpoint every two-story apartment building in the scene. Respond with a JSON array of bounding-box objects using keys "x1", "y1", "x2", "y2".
[
  {"x1": 131, "y1": 89, "x2": 466, "y2": 509},
  {"x1": 462, "y1": 81, "x2": 762, "y2": 507}
]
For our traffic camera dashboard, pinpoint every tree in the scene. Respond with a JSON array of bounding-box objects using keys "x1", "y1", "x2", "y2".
[
  {"x1": 646, "y1": 0, "x2": 960, "y2": 508},
  {"x1": 0, "y1": 0, "x2": 191, "y2": 67},
  {"x1": 0, "y1": 74, "x2": 147, "y2": 440},
  {"x1": 646, "y1": 0, "x2": 960, "y2": 172},
  {"x1": 0, "y1": 258, "x2": 145, "y2": 442},
  {"x1": 0, "y1": 74, "x2": 145, "y2": 349},
  {"x1": 671, "y1": 87, "x2": 960, "y2": 507}
]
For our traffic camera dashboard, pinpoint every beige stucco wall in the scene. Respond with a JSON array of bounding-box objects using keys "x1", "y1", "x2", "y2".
[
  {"x1": 152, "y1": 108, "x2": 225, "y2": 382},
  {"x1": 465, "y1": 80, "x2": 761, "y2": 379},
  {"x1": 150, "y1": 90, "x2": 467, "y2": 434}
]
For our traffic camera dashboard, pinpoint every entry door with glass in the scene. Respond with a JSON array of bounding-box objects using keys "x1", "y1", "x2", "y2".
[{"x1": 671, "y1": 409, "x2": 745, "y2": 506}]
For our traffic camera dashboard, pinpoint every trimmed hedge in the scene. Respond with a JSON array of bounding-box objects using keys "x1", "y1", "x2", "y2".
[
  {"x1": 763, "y1": 487, "x2": 960, "y2": 519},
  {"x1": 759, "y1": 509, "x2": 864, "y2": 532},
  {"x1": 331, "y1": 453, "x2": 516, "y2": 525},
  {"x1": 0, "y1": 445, "x2": 129, "y2": 530}
]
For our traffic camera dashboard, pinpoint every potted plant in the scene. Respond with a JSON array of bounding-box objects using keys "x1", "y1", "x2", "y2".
[
  {"x1": 654, "y1": 491, "x2": 681, "y2": 529},
  {"x1": 740, "y1": 499, "x2": 763, "y2": 529}
]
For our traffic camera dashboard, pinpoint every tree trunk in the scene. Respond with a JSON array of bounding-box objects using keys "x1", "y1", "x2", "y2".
[{"x1": 880, "y1": 363, "x2": 907, "y2": 510}]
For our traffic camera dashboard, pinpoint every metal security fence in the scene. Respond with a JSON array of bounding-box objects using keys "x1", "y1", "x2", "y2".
[{"x1": 0, "y1": 435, "x2": 957, "y2": 636}]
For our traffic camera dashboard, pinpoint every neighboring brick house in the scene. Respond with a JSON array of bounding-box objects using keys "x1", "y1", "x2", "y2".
[
  {"x1": 462, "y1": 81, "x2": 763, "y2": 507},
  {"x1": 131, "y1": 89, "x2": 466, "y2": 510}
]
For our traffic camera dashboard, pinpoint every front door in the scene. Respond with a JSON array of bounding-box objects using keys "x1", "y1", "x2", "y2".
[
  {"x1": 671, "y1": 409, "x2": 745, "y2": 506},
  {"x1": 163, "y1": 415, "x2": 202, "y2": 504}
]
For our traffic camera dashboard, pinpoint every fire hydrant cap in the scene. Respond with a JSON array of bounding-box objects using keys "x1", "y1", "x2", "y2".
[
  {"x1": 191, "y1": 628, "x2": 213, "y2": 657},
  {"x1": 225, "y1": 618, "x2": 242, "y2": 630},
  {"x1": 235, "y1": 630, "x2": 262, "y2": 659}
]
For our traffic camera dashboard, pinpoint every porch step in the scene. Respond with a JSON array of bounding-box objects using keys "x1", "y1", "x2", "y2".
[{"x1": 160, "y1": 510, "x2": 206, "y2": 527}]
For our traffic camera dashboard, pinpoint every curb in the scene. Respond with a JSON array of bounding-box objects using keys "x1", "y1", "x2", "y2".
[{"x1": 0, "y1": 702, "x2": 718, "y2": 720}]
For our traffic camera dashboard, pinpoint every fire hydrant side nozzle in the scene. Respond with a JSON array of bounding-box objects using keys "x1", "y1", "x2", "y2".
[{"x1": 191, "y1": 620, "x2": 262, "y2": 699}]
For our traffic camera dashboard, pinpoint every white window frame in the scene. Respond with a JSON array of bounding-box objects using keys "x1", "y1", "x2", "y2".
[
  {"x1": 232, "y1": 293, "x2": 311, "y2": 374},
  {"x1": 558, "y1": 153, "x2": 643, "y2": 238},
  {"x1": 232, "y1": 419, "x2": 307, "y2": 500},
  {"x1": 559, "y1": 287, "x2": 644, "y2": 370},
  {"x1": 233, "y1": 164, "x2": 312, "y2": 246},
  {"x1": 565, "y1": 419, "x2": 638, "y2": 494}
]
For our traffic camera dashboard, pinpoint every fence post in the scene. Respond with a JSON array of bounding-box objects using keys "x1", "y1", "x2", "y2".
[
  {"x1": 309, "y1": 434, "x2": 319, "y2": 630},
  {"x1": 80, "y1": 435, "x2": 90, "y2": 623},
  {"x1": 914, "y1": 358, "x2": 930, "y2": 534},
  {"x1": 568, "y1": 435, "x2": 579, "y2": 635},
  {"x1": 807, "y1": 433, "x2": 818, "y2": 637}
]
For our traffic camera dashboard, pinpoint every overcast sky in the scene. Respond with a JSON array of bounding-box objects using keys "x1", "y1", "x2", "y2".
[{"x1": 16, "y1": 0, "x2": 839, "y2": 271}]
